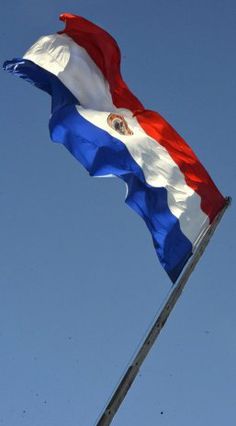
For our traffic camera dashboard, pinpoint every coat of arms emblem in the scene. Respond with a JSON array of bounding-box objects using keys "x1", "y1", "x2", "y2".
[{"x1": 107, "y1": 113, "x2": 133, "y2": 136}]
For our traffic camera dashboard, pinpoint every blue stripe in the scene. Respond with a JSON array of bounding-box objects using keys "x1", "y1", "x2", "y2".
[
  {"x1": 3, "y1": 58, "x2": 192, "y2": 282},
  {"x1": 3, "y1": 58, "x2": 78, "y2": 113}
]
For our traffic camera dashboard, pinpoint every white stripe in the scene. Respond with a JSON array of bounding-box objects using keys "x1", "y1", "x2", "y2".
[
  {"x1": 77, "y1": 107, "x2": 209, "y2": 246},
  {"x1": 23, "y1": 33, "x2": 209, "y2": 246},
  {"x1": 24, "y1": 34, "x2": 115, "y2": 111}
]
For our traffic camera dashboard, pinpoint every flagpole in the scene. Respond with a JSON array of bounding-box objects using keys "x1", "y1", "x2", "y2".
[{"x1": 96, "y1": 197, "x2": 231, "y2": 426}]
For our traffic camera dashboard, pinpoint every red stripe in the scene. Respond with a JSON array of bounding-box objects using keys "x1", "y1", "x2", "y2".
[
  {"x1": 135, "y1": 109, "x2": 226, "y2": 221},
  {"x1": 59, "y1": 13, "x2": 226, "y2": 221},
  {"x1": 59, "y1": 13, "x2": 143, "y2": 112}
]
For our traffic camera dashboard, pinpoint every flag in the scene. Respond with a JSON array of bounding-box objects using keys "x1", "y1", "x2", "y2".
[{"x1": 3, "y1": 13, "x2": 226, "y2": 282}]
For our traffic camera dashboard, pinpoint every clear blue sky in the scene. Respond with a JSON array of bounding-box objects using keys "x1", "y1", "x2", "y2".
[{"x1": 1, "y1": 1, "x2": 235, "y2": 425}]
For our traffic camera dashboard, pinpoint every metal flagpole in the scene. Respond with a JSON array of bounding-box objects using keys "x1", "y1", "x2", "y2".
[{"x1": 96, "y1": 197, "x2": 231, "y2": 426}]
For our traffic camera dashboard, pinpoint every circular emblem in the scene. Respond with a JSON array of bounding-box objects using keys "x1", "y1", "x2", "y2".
[{"x1": 107, "y1": 113, "x2": 133, "y2": 136}]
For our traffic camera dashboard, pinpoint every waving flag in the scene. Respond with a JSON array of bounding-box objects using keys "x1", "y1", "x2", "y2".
[{"x1": 3, "y1": 13, "x2": 226, "y2": 282}]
